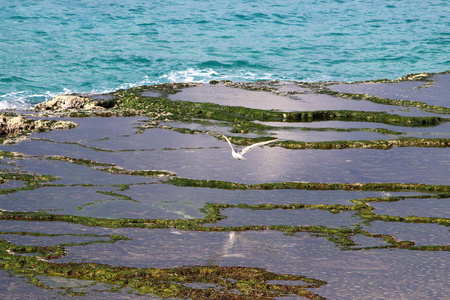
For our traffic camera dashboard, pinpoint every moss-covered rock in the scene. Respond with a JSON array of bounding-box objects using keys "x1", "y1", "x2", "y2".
[
  {"x1": 0, "y1": 113, "x2": 78, "y2": 139},
  {"x1": 35, "y1": 95, "x2": 101, "y2": 111}
]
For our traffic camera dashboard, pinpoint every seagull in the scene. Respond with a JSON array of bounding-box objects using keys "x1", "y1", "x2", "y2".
[{"x1": 212, "y1": 124, "x2": 279, "y2": 160}]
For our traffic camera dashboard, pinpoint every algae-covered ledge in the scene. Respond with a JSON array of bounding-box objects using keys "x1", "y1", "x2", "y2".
[
  {"x1": 1, "y1": 73, "x2": 449, "y2": 299},
  {"x1": 1, "y1": 113, "x2": 78, "y2": 145},
  {"x1": 15, "y1": 71, "x2": 448, "y2": 151}
]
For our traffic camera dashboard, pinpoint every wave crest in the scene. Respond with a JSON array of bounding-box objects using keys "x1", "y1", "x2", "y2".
[{"x1": 159, "y1": 67, "x2": 276, "y2": 83}]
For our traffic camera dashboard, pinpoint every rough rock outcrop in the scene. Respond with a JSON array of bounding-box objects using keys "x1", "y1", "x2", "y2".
[
  {"x1": 35, "y1": 95, "x2": 105, "y2": 111},
  {"x1": 0, "y1": 115, "x2": 33, "y2": 136},
  {"x1": 0, "y1": 114, "x2": 78, "y2": 137}
]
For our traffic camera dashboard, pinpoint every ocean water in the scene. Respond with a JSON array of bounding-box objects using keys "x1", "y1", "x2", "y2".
[{"x1": 1, "y1": 0, "x2": 449, "y2": 109}]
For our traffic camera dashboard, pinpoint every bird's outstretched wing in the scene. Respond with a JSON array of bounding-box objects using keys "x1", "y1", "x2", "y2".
[
  {"x1": 212, "y1": 124, "x2": 236, "y2": 152},
  {"x1": 240, "y1": 139, "x2": 279, "y2": 155}
]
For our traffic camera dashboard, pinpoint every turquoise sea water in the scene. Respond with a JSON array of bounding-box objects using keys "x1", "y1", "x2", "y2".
[{"x1": 1, "y1": 0, "x2": 449, "y2": 108}]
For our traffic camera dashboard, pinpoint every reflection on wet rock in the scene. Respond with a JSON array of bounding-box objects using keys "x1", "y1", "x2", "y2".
[{"x1": 1, "y1": 74, "x2": 449, "y2": 299}]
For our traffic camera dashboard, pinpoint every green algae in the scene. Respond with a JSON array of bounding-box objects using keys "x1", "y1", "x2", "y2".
[
  {"x1": 46, "y1": 155, "x2": 176, "y2": 177},
  {"x1": 0, "y1": 171, "x2": 60, "y2": 195},
  {"x1": 280, "y1": 110, "x2": 445, "y2": 126},
  {"x1": 0, "y1": 232, "x2": 130, "y2": 260},
  {"x1": 1, "y1": 195, "x2": 448, "y2": 248},
  {"x1": 166, "y1": 177, "x2": 450, "y2": 193},
  {"x1": 296, "y1": 71, "x2": 450, "y2": 114},
  {"x1": 108, "y1": 86, "x2": 450, "y2": 152},
  {"x1": 1, "y1": 167, "x2": 448, "y2": 297},
  {"x1": 155, "y1": 121, "x2": 404, "y2": 138},
  {"x1": 46, "y1": 156, "x2": 116, "y2": 168},
  {"x1": 235, "y1": 203, "x2": 355, "y2": 214},
  {"x1": 0, "y1": 150, "x2": 20, "y2": 158},
  {"x1": 76, "y1": 188, "x2": 138, "y2": 210},
  {"x1": 350, "y1": 196, "x2": 450, "y2": 227},
  {"x1": 222, "y1": 135, "x2": 450, "y2": 149},
  {"x1": 279, "y1": 126, "x2": 403, "y2": 135},
  {"x1": 0, "y1": 173, "x2": 58, "y2": 184},
  {"x1": 319, "y1": 90, "x2": 450, "y2": 114},
  {"x1": 113, "y1": 87, "x2": 447, "y2": 127},
  {"x1": 104, "y1": 167, "x2": 176, "y2": 177},
  {"x1": 278, "y1": 137, "x2": 450, "y2": 149},
  {"x1": 372, "y1": 71, "x2": 445, "y2": 83},
  {"x1": 34, "y1": 138, "x2": 116, "y2": 152},
  {"x1": 1, "y1": 163, "x2": 448, "y2": 236},
  {"x1": 0, "y1": 238, "x2": 326, "y2": 299},
  {"x1": 2, "y1": 75, "x2": 449, "y2": 297}
]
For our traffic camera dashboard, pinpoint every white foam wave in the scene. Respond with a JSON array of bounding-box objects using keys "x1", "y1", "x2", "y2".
[
  {"x1": 1, "y1": 91, "x2": 37, "y2": 110},
  {"x1": 0, "y1": 89, "x2": 71, "y2": 110},
  {"x1": 0, "y1": 70, "x2": 341, "y2": 110},
  {"x1": 159, "y1": 68, "x2": 278, "y2": 83},
  {"x1": 160, "y1": 68, "x2": 219, "y2": 83},
  {"x1": 116, "y1": 75, "x2": 158, "y2": 90},
  {"x1": 157, "y1": 68, "x2": 341, "y2": 83},
  {"x1": 0, "y1": 79, "x2": 154, "y2": 110}
]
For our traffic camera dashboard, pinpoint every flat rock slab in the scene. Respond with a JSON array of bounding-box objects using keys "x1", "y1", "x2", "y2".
[{"x1": 0, "y1": 77, "x2": 449, "y2": 299}]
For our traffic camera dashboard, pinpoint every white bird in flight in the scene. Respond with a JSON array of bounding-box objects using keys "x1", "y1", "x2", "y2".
[{"x1": 212, "y1": 124, "x2": 279, "y2": 160}]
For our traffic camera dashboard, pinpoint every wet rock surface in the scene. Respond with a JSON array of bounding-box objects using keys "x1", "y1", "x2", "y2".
[
  {"x1": 0, "y1": 72, "x2": 449, "y2": 299},
  {"x1": 1, "y1": 113, "x2": 78, "y2": 142}
]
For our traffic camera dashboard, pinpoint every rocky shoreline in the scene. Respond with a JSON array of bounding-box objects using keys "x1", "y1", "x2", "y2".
[
  {"x1": 2, "y1": 72, "x2": 449, "y2": 148},
  {"x1": 1, "y1": 72, "x2": 449, "y2": 299},
  {"x1": 0, "y1": 113, "x2": 77, "y2": 141}
]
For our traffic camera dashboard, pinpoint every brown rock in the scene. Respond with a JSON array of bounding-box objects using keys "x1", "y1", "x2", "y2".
[
  {"x1": 1, "y1": 113, "x2": 78, "y2": 138},
  {"x1": 35, "y1": 95, "x2": 103, "y2": 111}
]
